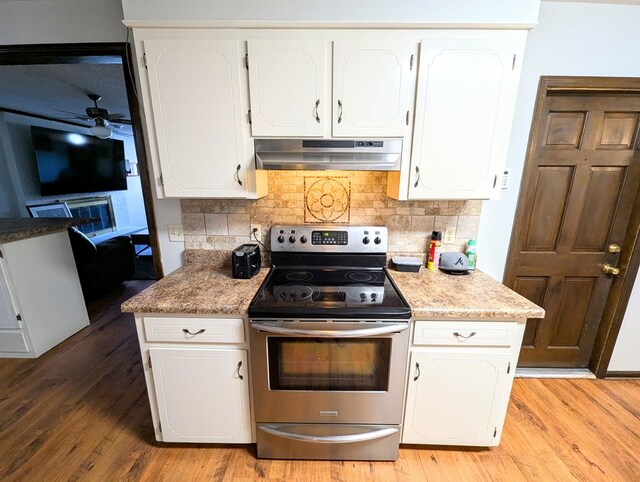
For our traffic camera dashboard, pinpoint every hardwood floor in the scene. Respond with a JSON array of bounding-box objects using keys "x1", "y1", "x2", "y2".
[{"x1": 1, "y1": 282, "x2": 639, "y2": 481}]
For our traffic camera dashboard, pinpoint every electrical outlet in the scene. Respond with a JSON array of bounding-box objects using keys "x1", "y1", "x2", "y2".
[
  {"x1": 168, "y1": 224, "x2": 184, "y2": 242},
  {"x1": 444, "y1": 226, "x2": 456, "y2": 244},
  {"x1": 250, "y1": 224, "x2": 262, "y2": 240}
]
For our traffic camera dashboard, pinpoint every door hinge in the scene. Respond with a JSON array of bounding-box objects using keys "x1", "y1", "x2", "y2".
[
  {"x1": 406, "y1": 110, "x2": 410, "y2": 125},
  {"x1": 507, "y1": 362, "x2": 511, "y2": 374},
  {"x1": 248, "y1": 109, "x2": 252, "y2": 125},
  {"x1": 143, "y1": 53, "x2": 148, "y2": 69},
  {"x1": 512, "y1": 54, "x2": 516, "y2": 70},
  {"x1": 16, "y1": 314, "x2": 22, "y2": 322},
  {"x1": 410, "y1": 54, "x2": 414, "y2": 71},
  {"x1": 493, "y1": 427, "x2": 497, "y2": 437},
  {"x1": 245, "y1": 53, "x2": 249, "y2": 69},
  {"x1": 159, "y1": 174, "x2": 164, "y2": 186}
]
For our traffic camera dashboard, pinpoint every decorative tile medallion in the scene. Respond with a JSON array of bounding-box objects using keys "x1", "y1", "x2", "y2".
[{"x1": 304, "y1": 176, "x2": 351, "y2": 223}]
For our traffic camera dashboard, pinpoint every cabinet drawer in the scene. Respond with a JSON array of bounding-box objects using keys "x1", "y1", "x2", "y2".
[
  {"x1": 0, "y1": 331, "x2": 29, "y2": 353},
  {"x1": 143, "y1": 317, "x2": 245, "y2": 344},
  {"x1": 413, "y1": 320, "x2": 516, "y2": 347}
]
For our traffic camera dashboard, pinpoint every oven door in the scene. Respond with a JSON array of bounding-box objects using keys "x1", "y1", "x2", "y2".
[{"x1": 249, "y1": 321, "x2": 410, "y2": 424}]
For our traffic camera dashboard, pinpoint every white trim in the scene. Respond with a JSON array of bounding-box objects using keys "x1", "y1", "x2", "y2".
[
  {"x1": 515, "y1": 368, "x2": 596, "y2": 379},
  {"x1": 123, "y1": 20, "x2": 538, "y2": 31}
]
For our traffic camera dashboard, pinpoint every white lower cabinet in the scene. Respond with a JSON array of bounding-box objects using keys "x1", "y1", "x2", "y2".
[
  {"x1": 150, "y1": 347, "x2": 251, "y2": 443},
  {"x1": 402, "y1": 319, "x2": 524, "y2": 446},
  {"x1": 403, "y1": 350, "x2": 511, "y2": 446},
  {"x1": 135, "y1": 315, "x2": 253, "y2": 444}
]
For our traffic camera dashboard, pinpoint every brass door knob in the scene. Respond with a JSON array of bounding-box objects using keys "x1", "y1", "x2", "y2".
[
  {"x1": 608, "y1": 244, "x2": 621, "y2": 253},
  {"x1": 603, "y1": 264, "x2": 620, "y2": 276}
]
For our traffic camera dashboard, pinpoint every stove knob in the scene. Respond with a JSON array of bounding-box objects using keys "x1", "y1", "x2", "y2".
[
  {"x1": 360, "y1": 293, "x2": 367, "y2": 302},
  {"x1": 374, "y1": 237, "x2": 382, "y2": 245},
  {"x1": 371, "y1": 292, "x2": 378, "y2": 300},
  {"x1": 277, "y1": 235, "x2": 285, "y2": 243},
  {"x1": 300, "y1": 235, "x2": 308, "y2": 244},
  {"x1": 362, "y1": 236, "x2": 370, "y2": 245},
  {"x1": 289, "y1": 236, "x2": 296, "y2": 243}
]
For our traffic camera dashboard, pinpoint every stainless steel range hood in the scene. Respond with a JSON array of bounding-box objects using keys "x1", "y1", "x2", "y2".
[{"x1": 254, "y1": 139, "x2": 403, "y2": 171}]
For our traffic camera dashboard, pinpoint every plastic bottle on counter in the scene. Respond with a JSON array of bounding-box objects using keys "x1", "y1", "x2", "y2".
[
  {"x1": 427, "y1": 231, "x2": 442, "y2": 271},
  {"x1": 467, "y1": 239, "x2": 477, "y2": 270}
]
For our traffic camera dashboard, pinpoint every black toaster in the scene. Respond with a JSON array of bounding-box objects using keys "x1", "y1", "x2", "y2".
[{"x1": 231, "y1": 244, "x2": 261, "y2": 279}]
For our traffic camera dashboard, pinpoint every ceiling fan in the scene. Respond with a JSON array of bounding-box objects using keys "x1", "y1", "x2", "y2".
[{"x1": 57, "y1": 93, "x2": 132, "y2": 139}]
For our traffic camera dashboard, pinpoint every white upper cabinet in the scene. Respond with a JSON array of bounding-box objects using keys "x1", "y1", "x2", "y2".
[
  {"x1": 408, "y1": 33, "x2": 525, "y2": 200},
  {"x1": 248, "y1": 39, "x2": 327, "y2": 137},
  {"x1": 144, "y1": 39, "x2": 248, "y2": 198},
  {"x1": 245, "y1": 39, "x2": 416, "y2": 139},
  {"x1": 332, "y1": 41, "x2": 416, "y2": 137}
]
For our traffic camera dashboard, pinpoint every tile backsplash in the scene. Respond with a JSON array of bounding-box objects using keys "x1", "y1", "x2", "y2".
[{"x1": 181, "y1": 171, "x2": 481, "y2": 265}]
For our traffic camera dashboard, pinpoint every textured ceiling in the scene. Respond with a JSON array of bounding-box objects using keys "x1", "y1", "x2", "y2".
[{"x1": 0, "y1": 63, "x2": 132, "y2": 134}]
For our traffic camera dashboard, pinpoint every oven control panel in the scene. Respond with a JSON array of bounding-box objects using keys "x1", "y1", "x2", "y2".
[
  {"x1": 311, "y1": 230, "x2": 348, "y2": 245},
  {"x1": 271, "y1": 225, "x2": 388, "y2": 253}
]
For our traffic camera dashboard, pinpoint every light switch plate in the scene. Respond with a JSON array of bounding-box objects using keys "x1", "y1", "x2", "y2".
[
  {"x1": 444, "y1": 226, "x2": 456, "y2": 244},
  {"x1": 168, "y1": 224, "x2": 184, "y2": 242}
]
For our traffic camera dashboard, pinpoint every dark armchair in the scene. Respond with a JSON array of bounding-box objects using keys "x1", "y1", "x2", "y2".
[{"x1": 67, "y1": 227, "x2": 135, "y2": 299}]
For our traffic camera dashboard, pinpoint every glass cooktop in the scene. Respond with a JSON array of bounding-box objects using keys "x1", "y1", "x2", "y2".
[{"x1": 248, "y1": 267, "x2": 411, "y2": 320}]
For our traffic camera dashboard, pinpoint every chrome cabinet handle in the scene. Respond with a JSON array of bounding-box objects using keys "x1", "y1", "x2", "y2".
[
  {"x1": 337, "y1": 99, "x2": 343, "y2": 123},
  {"x1": 258, "y1": 424, "x2": 398, "y2": 444},
  {"x1": 414, "y1": 166, "x2": 420, "y2": 188},
  {"x1": 251, "y1": 322, "x2": 408, "y2": 338},
  {"x1": 413, "y1": 362, "x2": 421, "y2": 381},
  {"x1": 234, "y1": 164, "x2": 243, "y2": 187},
  {"x1": 453, "y1": 331, "x2": 477, "y2": 339},
  {"x1": 236, "y1": 360, "x2": 244, "y2": 380},
  {"x1": 314, "y1": 99, "x2": 320, "y2": 123},
  {"x1": 182, "y1": 328, "x2": 205, "y2": 336}
]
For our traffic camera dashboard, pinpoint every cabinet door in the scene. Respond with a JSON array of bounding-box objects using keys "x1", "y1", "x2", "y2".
[
  {"x1": 248, "y1": 39, "x2": 326, "y2": 137},
  {"x1": 409, "y1": 37, "x2": 522, "y2": 200},
  {"x1": 332, "y1": 41, "x2": 415, "y2": 137},
  {"x1": 0, "y1": 258, "x2": 20, "y2": 330},
  {"x1": 144, "y1": 39, "x2": 247, "y2": 198},
  {"x1": 149, "y1": 348, "x2": 251, "y2": 443},
  {"x1": 403, "y1": 350, "x2": 512, "y2": 446}
]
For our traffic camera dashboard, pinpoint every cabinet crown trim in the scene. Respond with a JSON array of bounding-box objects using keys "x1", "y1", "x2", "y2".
[{"x1": 123, "y1": 20, "x2": 537, "y2": 30}]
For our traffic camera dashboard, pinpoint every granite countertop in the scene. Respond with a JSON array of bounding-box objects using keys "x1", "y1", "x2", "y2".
[
  {"x1": 122, "y1": 264, "x2": 544, "y2": 319},
  {"x1": 121, "y1": 265, "x2": 268, "y2": 315},
  {"x1": 0, "y1": 217, "x2": 90, "y2": 243},
  {"x1": 389, "y1": 268, "x2": 545, "y2": 319}
]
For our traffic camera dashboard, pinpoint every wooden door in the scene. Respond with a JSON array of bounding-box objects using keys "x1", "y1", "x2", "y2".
[
  {"x1": 149, "y1": 347, "x2": 251, "y2": 443},
  {"x1": 332, "y1": 41, "x2": 415, "y2": 137},
  {"x1": 403, "y1": 350, "x2": 511, "y2": 446},
  {"x1": 247, "y1": 39, "x2": 327, "y2": 137},
  {"x1": 409, "y1": 35, "x2": 524, "y2": 200},
  {"x1": 505, "y1": 79, "x2": 640, "y2": 367},
  {"x1": 144, "y1": 39, "x2": 247, "y2": 198}
]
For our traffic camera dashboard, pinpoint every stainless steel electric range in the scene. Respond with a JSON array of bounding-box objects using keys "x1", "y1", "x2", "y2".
[{"x1": 248, "y1": 225, "x2": 411, "y2": 461}]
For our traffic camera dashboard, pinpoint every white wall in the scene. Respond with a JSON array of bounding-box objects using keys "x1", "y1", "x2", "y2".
[
  {"x1": 477, "y1": 1, "x2": 640, "y2": 371},
  {"x1": 122, "y1": 0, "x2": 540, "y2": 25},
  {"x1": 0, "y1": 0, "x2": 126, "y2": 45}
]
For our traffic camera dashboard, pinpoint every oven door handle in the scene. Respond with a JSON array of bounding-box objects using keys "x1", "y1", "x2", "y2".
[
  {"x1": 250, "y1": 322, "x2": 408, "y2": 337},
  {"x1": 258, "y1": 424, "x2": 398, "y2": 444}
]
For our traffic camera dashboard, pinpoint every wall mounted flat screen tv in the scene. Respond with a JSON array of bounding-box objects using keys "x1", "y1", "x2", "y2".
[{"x1": 32, "y1": 126, "x2": 127, "y2": 196}]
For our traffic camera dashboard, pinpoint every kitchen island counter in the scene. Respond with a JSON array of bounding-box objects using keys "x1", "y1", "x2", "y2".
[
  {"x1": 389, "y1": 268, "x2": 545, "y2": 319},
  {"x1": 0, "y1": 217, "x2": 90, "y2": 243},
  {"x1": 121, "y1": 265, "x2": 268, "y2": 315}
]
